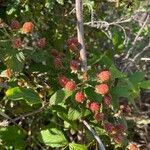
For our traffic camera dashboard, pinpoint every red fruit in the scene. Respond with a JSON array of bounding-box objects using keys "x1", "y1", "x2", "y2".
[
  {"x1": 70, "y1": 60, "x2": 80, "y2": 71},
  {"x1": 58, "y1": 76, "x2": 69, "y2": 87},
  {"x1": 129, "y1": 143, "x2": 138, "y2": 150},
  {"x1": 67, "y1": 37, "x2": 80, "y2": 53},
  {"x1": 67, "y1": 37, "x2": 79, "y2": 46},
  {"x1": 103, "y1": 94, "x2": 112, "y2": 107},
  {"x1": 94, "y1": 112, "x2": 104, "y2": 121},
  {"x1": 12, "y1": 38, "x2": 22, "y2": 49},
  {"x1": 51, "y1": 49, "x2": 59, "y2": 57},
  {"x1": 113, "y1": 133, "x2": 124, "y2": 144},
  {"x1": 10, "y1": 19, "x2": 20, "y2": 30},
  {"x1": 97, "y1": 71, "x2": 111, "y2": 82},
  {"x1": 65, "y1": 80, "x2": 76, "y2": 91},
  {"x1": 54, "y1": 57, "x2": 63, "y2": 68},
  {"x1": 104, "y1": 123, "x2": 115, "y2": 134},
  {"x1": 95, "y1": 84, "x2": 109, "y2": 95},
  {"x1": 75, "y1": 91, "x2": 85, "y2": 103},
  {"x1": 22, "y1": 22, "x2": 34, "y2": 33},
  {"x1": 115, "y1": 124, "x2": 126, "y2": 133},
  {"x1": 89, "y1": 102, "x2": 100, "y2": 112},
  {"x1": 37, "y1": 38, "x2": 46, "y2": 48}
]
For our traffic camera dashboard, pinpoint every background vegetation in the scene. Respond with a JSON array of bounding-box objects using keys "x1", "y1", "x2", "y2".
[{"x1": 0, "y1": 0, "x2": 149, "y2": 149}]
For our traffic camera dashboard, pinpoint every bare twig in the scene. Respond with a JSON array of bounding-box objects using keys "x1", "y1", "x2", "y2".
[
  {"x1": 83, "y1": 120, "x2": 105, "y2": 150},
  {"x1": 141, "y1": 58, "x2": 150, "y2": 61},
  {"x1": 0, "y1": 110, "x2": 46, "y2": 149},
  {"x1": 7, "y1": 103, "x2": 49, "y2": 124},
  {"x1": 75, "y1": 0, "x2": 87, "y2": 72},
  {"x1": 125, "y1": 14, "x2": 149, "y2": 59},
  {"x1": 133, "y1": 43, "x2": 150, "y2": 61},
  {"x1": 84, "y1": 20, "x2": 128, "y2": 44}
]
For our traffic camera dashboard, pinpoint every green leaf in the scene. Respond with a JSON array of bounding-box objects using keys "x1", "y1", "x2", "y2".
[
  {"x1": 109, "y1": 65, "x2": 126, "y2": 79},
  {"x1": 5, "y1": 52, "x2": 25, "y2": 72},
  {"x1": 139, "y1": 80, "x2": 150, "y2": 89},
  {"x1": 68, "y1": 108, "x2": 81, "y2": 121},
  {"x1": 129, "y1": 72, "x2": 145, "y2": 85},
  {"x1": 0, "y1": 126, "x2": 26, "y2": 150},
  {"x1": 112, "y1": 32, "x2": 119, "y2": 47},
  {"x1": 38, "y1": 128, "x2": 68, "y2": 148},
  {"x1": 50, "y1": 89, "x2": 73, "y2": 105},
  {"x1": 31, "y1": 51, "x2": 48, "y2": 63},
  {"x1": 111, "y1": 87, "x2": 130, "y2": 98},
  {"x1": 69, "y1": 143, "x2": 87, "y2": 150},
  {"x1": 56, "y1": 0, "x2": 64, "y2": 5},
  {"x1": 84, "y1": 87, "x2": 102, "y2": 103},
  {"x1": 83, "y1": 0, "x2": 94, "y2": 12},
  {"x1": 6, "y1": 87, "x2": 41, "y2": 105}
]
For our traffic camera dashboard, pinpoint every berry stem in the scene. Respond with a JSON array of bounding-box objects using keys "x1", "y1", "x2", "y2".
[{"x1": 75, "y1": 0, "x2": 87, "y2": 73}]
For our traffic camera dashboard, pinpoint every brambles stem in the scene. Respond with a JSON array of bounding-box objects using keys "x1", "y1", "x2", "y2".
[{"x1": 75, "y1": 0, "x2": 87, "y2": 73}]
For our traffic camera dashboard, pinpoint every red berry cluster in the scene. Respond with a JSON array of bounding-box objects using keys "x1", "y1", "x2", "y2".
[
  {"x1": 12, "y1": 38, "x2": 22, "y2": 49},
  {"x1": 67, "y1": 37, "x2": 80, "y2": 54},
  {"x1": 70, "y1": 60, "x2": 80, "y2": 72},
  {"x1": 65, "y1": 80, "x2": 76, "y2": 91},
  {"x1": 97, "y1": 70, "x2": 111, "y2": 82},
  {"x1": 58, "y1": 76, "x2": 76, "y2": 91},
  {"x1": 75, "y1": 91, "x2": 85, "y2": 103},
  {"x1": 10, "y1": 19, "x2": 20, "y2": 30},
  {"x1": 36, "y1": 38, "x2": 46, "y2": 49},
  {"x1": 22, "y1": 21, "x2": 34, "y2": 33},
  {"x1": 95, "y1": 70, "x2": 111, "y2": 96},
  {"x1": 50, "y1": 49, "x2": 65, "y2": 69},
  {"x1": 103, "y1": 94, "x2": 112, "y2": 107},
  {"x1": 95, "y1": 84, "x2": 109, "y2": 95},
  {"x1": 104, "y1": 123, "x2": 126, "y2": 144}
]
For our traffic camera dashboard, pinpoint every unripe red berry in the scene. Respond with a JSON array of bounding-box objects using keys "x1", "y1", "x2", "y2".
[
  {"x1": 113, "y1": 133, "x2": 124, "y2": 144},
  {"x1": 70, "y1": 60, "x2": 80, "y2": 71},
  {"x1": 94, "y1": 112, "x2": 104, "y2": 121},
  {"x1": 12, "y1": 38, "x2": 22, "y2": 49},
  {"x1": 103, "y1": 94, "x2": 112, "y2": 107},
  {"x1": 75, "y1": 91, "x2": 85, "y2": 103},
  {"x1": 89, "y1": 102, "x2": 100, "y2": 112},
  {"x1": 22, "y1": 22, "x2": 34, "y2": 33},
  {"x1": 58, "y1": 76, "x2": 69, "y2": 87},
  {"x1": 129, "y1": 143, "x2": 138, "y2": 150},
  {"x1": 37, "y1": 38, "x2": 46, "y2": 48},
  {"x1": 54, "y1": 57, "x2": 63, "y2": 68},
  {"x1": 67, "y1": 37, "x2": 80, "y2": 53},
  {"x1": 115, "y1": 124, "x2": 126, "y2": 133},
  {"x1": 95, "y1": 84, "x2": 109, "y2": 95},
  {"x1": 10, "y1": 19, "x2": 20, "y2": 30},
  {"x1": 97, "y1": 70, "x2": 111, "y2": 82},
  {"x1": 104, "y1": 123, "x2": 115, "y2": 134},
  {"x1": 65, "y1": 80, "x2": 76, "y2": 91},
  {"x1": 51, "y1": 49, "x2": 59, "y2": 57},
  {"x1": 67, "y1": 37, "x2": 79, "y2": 46}
]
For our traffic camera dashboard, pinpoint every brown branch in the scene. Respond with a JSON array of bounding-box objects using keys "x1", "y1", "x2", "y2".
[
  {"x1": 7, "y1": 103, "x2": 49, "y2": 124},
  {"x1": 125, "y1": 14, "x2": 149, "y2": 59},
  {"x1": 75, "y1": 0, "x2": 87, "y2": 73}
]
